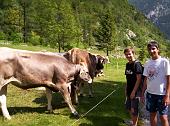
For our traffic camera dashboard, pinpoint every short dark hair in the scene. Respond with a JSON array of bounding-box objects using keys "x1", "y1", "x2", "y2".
[
  {"x1": 147, "y1": 40, "x2": 159, "y2": 49},
  {"x1": 124, "y1": 47, "x2": 135, "y2": 54}
]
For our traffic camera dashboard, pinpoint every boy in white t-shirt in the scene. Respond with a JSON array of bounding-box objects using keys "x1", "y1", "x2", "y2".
[{"x1": 141, "y1": 40, "x2": 170, "y2": 126}]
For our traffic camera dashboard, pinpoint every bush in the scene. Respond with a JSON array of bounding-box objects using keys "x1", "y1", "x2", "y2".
[
  {"x1": 29, "y1": 31, "x2": 41, "y2": 46},
  {"x1": 0, "y1": 31, "x2": 6, "y2": 40},
  {"x1": 10, "y1": 32, "x2": 23, "y2": 44}
]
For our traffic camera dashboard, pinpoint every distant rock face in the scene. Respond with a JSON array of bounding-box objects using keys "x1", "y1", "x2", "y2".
[
  {"x1": 126, "y1": 29, "x2": 136, "y2": 40},
  {"x1": 128, "y1": 0, "x2": 170, "y2": 39}
]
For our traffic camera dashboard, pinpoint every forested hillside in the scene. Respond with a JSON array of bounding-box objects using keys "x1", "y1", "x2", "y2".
[
  {"x1": 129, "y1": 0, "x2": 170, "y2": 40},
  {"x1": 0, "y1": 0, "x2": 169, "y2": 57}
]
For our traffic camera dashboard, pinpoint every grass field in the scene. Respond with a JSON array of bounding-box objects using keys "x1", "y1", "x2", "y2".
[{"x1": 0, "y1": 45, "x2": 131, "y2": 126}]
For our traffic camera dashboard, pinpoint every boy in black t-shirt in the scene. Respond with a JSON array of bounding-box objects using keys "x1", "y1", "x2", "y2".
[{"x1": 124, "y1": 48, "x2": 143, "y2": 126}]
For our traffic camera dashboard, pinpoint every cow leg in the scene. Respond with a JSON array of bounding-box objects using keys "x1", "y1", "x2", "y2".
[
  {"x1": 45, "y1": 88, "x2": 53, "y2": 113},
  {"x1": 79, "y1": 82, "x2": 93, "y2": 98},
  {"x1": 0, "y1": 77, "x2": 21, "y2": 91},
  {"x1": 79, "y1": 83, "x2": 84, "y2": 97},
  {"x1": 88, "y1": 82, "x2": 94, "y2": 98},
  {"x1": 0, "y1": 85, "x2": 11, "y2": 120},
  {"x1": 59, "y1": 84, "x2": 79, "y2": 118},
  {"x1": 70, "y1": 84, "x2": 79, "y2": 105}
]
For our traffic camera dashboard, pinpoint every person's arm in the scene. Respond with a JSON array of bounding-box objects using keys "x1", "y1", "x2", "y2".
[
  {"x1": 164, "y1": 75, "x2": 170, "y2": 106},
  {"x1": 124, "y1": 83, "x2": 127, "y2": 104},
  {"x1": 130, "y1": 74, "x2": 141, "y2": 99},
  {"x1": 125, "y1": 84, "x2": 127, "y2": 96},
  {"x1": 140, "y1": 76, "x2": 147, "y2": 103}
]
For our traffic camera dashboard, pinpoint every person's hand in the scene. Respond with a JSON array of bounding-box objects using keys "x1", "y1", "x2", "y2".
[
  {"x1": 130, "y1": 91, "x2": 135, "y2": 99},
  {"x1": 163, "y1": 95, "x2": 170, "y2": 106},
  {"x1": 140, "y1": 96, "x2": 145, "y2": 104}
]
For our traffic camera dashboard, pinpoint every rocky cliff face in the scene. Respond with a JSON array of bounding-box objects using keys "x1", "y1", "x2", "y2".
[{"x1": 129, "y1": 0, "x2": 170, "y2": 39}]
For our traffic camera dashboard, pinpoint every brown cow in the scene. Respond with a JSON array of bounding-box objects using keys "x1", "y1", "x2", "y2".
[
  {"x1": 0, "y1": 47, "x2": 92, "y2": 120},
  {"x1": 63, "y1": 48, "x2": 109, "y2": 100}
]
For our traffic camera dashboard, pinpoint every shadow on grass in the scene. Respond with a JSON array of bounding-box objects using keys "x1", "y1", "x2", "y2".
[
  {"x1": 7, "y1": 105, "x2": 73, "y2": 117},
  {"x1": 32, "y1": 93, "x2": 68, "y2": 109},
  {"x1": 78, "y1": 116, "x2": 124, "y2": 126},
  {"x1": 7, "y1": 91, "x2": 71, "y2": 116},
  {"x1": 8, "y1": 106, "x2": 47, "y2": 115},
  {"x1": 6, "y1": 80, "x2": 127, "y2": 125},
  {"x1": 73, "y1": 80, "x2": 127, "y2": 126}
]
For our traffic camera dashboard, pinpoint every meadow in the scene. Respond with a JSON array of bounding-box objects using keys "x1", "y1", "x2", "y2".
[{"x1": 0, "y1": 45, "x2": 131, "y2": 126}]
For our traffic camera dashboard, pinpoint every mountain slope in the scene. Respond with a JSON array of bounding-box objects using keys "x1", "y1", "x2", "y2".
[
  {"x1": 128, "y1": 0, "x2": 170, "y2": 39},
  {"x1": 0, "y1": 0, "x2": 168, "y2": 52}
]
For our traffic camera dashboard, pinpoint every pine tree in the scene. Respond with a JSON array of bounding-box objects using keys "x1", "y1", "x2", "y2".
[{"x1": 93, "y1": 9, "x2": 114, "y2": 56}]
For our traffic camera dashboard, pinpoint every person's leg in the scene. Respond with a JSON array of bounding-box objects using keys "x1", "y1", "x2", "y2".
[
  {"x1": 145, "y1": 92, "x2": 157, "y2": 126},
  {"x1": 131, "y1": 98, "x2": 139, "y2": 126},
  {"x1": 158, "y1": 95, "x2": 169, "y2": 126},
  {"x1": 131, "y1": 114, "x2": 138, "y2": 126},
  {"x1": 150, "y1": 112, "x2": 157, "y2": 126},
  {"x1": 125, "y1": 98, "x2": 133, "y2": 125},
  {"x1": 160, "y1": 115, "x2": 169, "y2": 126}
]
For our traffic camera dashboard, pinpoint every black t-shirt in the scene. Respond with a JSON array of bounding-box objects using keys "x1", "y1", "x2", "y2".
[{"x1": 125, "y1": 61, "x2": 143, "y2": 97}]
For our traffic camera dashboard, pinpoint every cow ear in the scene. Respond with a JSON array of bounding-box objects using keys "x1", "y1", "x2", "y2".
[
  {"x1": 104, "y1": 56, "x2": 110, "y2": 64},
  {"x1": 100, "y1": 59, "x2": 103, "y2": 64}
]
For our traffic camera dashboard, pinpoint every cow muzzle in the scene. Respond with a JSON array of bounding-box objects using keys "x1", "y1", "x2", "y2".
[{"x1": 79, "y1": 71, "x2": 92, "y2": 83}]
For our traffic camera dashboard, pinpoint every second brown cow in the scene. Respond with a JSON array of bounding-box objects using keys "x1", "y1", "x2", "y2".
[{"x1": 63, "y1": 48, "x2": 109, "y2": 103}]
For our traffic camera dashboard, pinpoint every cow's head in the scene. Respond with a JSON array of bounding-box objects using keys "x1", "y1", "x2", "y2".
[
  {"x1": 95, "y1": 55, "x2": 110, "y2": 77},
  {"x1": 78, "y1": 63, "x2": 92, "y2": 83},
  {"x1": 96, "y1": 55, "x2": 110, "y2": 65},
  {"x1": 102, "y1": 56, "x2": 110, "y2": 64}
]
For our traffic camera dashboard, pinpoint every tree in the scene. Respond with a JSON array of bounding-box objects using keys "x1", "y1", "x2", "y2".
[
  {"x1": 165, "y1": 41, "x2": 170, "y2": 58},
  {"x1": 138, "y1": 45, "x2": 146, "y2": 62},
  {"x1": 30, "y1": 0, "x2": 58, "y2": 46},
  {"x1": 18, "y1": 0, "x2": 30, "y2": 43},
  {"x1": 55, "y1": 0, "x2": 81, "y2": 52},
  {"x1": 93, "y1": 9, "x2": 114, "y2": 56},
  {"x1": 1, "y1": 0, "x2": 23, "y2": 42}
]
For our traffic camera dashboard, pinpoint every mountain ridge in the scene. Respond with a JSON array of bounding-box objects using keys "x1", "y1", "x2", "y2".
[{"x1": 128, "y1": 0, "x2": 170, "y2": 39}]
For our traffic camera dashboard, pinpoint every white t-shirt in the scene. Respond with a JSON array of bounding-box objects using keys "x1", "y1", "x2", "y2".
[{"x1": 143, "y1": 56, "x2": 170, "y2": 95}]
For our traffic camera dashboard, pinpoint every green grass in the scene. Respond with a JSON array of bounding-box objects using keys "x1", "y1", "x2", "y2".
[{"x1": 0, "y1": 44, "x2": 130, "y2": 126}]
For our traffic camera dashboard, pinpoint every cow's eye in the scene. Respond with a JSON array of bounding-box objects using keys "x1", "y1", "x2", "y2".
[{"x1": 80, "y1": 72, "x2": 85, "y2": 75}]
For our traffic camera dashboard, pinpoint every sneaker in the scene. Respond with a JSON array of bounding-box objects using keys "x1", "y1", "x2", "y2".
[
  {"x1": 142, "y1": 119, "x2": 150, "y2": 126},
  {"x1": 123, "y1": 120, "x2": 133, "y2": 126}
]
